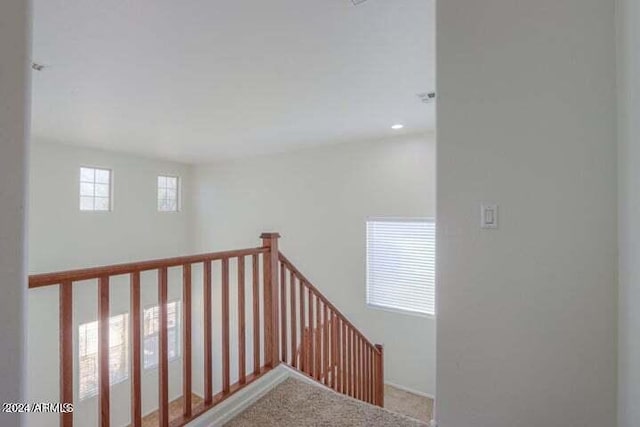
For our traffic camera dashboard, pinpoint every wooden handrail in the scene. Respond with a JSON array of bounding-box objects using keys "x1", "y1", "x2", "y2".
[
  {"x1": 28, "y1": 233, "x2": 383, "y2": 427},
  {"x1": 29, "y1": 247, "x2": 268, "y2": 288},
  {"x1": 278, "y1": 251, "x2": 384, "y2": 406}
]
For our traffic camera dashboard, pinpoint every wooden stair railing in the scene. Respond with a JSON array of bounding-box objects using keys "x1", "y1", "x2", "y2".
[
  {"x1": 278, "y1": 252, "x2": 384, "y2": 407},
  {"x1": 28, "y1": 232, "x2": 383, "y2": 427}
]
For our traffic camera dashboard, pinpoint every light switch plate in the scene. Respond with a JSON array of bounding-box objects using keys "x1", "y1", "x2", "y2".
[{"x1": 481, "y1": 203, "x2": 498, "y2": 229}]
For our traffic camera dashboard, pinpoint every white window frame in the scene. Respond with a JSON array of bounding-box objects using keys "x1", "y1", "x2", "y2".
[
  {"x1": 79, "y1": 166, "x2": 113, "y2": 212},
  {"x1": 77, "y1": 312, "x2": 129, "y2": 401},
  {"x1": 365, "y1": 217, "x2": 436, "y2": 317},
  {"x1": 157, "y1": 175, "x2": 180, "y2": 212},
  {"x1": 143, "y1": 300, "x2": 181, "y2": 370}
]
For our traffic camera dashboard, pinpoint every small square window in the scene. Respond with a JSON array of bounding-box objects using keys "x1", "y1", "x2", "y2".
[
  {"x1": 79, "y1": 167, "x2": 112, "y2": 211},
  {"x1": 158, "y1": 175, "x2": 179, "y2": 212}
]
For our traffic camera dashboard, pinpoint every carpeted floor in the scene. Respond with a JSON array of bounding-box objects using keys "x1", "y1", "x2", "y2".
[
  {"x1": 224, "y1": 378, "x2": 429, "y2": 426},
  {"x1": 384, "y1": 384, "x2": 433, "y2": 423},
  {"x1": 141, "y1": 393, "x2": 203, "y2": 427}
]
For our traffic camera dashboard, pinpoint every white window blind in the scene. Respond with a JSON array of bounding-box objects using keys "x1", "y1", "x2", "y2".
[
  {"x1": 143, "y1": 301, "x2": 181, "y2": 369},
  {"x1": 366, "y1": 218, "x2": 436, "y2": 316},
  {"x1": 78, "y1": 313, "x2": 129, "y2": 400}
]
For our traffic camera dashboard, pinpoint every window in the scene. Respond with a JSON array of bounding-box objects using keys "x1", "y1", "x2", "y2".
[
  {"x1": 80, "y1": 167, "x2": 112, "y2": 211},
  {"x1": 157, "y1": 175, "x2": 179, "y2": 212},
  {"x1": 366, "y1": 218, "x2": 436, "y2": 316},
  {"x1": 143, "y1": 301, "x2": 181, "y2": 369},
  {"x1": 78, "y1": 314, "x2": 129, "y2": 400}
]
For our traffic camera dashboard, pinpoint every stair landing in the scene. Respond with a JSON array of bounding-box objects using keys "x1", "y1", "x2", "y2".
[{"x1": 224, "y1": 377, "x2": 428, "y2": 426}]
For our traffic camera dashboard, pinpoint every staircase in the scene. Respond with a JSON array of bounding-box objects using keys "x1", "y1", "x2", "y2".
[{"x1": 29, "y1": 233, "x2": 384, "y2": 427}]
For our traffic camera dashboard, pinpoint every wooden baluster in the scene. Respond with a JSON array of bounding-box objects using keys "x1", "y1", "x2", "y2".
[
  {"x1": 222, "y1": 258, "x2": 230, "y2": 393},
  {"x1": 252, "y1": 254, "x2": 260, "y2": 373},
  {"x1": 323, "y1": 304, "x2": 329, "y2": 386},
  {"x1": 280, "y1": 263, "x2": 287, "y2": 363},
  {"x1": 373, "y1": 345, "x2": 377, "y2": 405},
  {"x1": 352, "y1": 329, "x2": 357, "y2": 397},
  {"x1": 346, "y1": 327, "x2": 352, "y2": 397},
  {"x1": 303, "y1": 327, "x2": 310, "y2": 374},
  {"x1": 345, "y1": 324, "x2": 349, "y2": 395},
  {"x1": 373, "y1": 346, "x2": 377, "y2": 405},
  {"x1": 290, "y1": 271, "x2": 297, "y2": 369},
  {"x1": 203, "y1": 261, "x2": 213, "y2": 404},
  {"x1": 363, "y1": 343, "x2": 367, "y2": 402},
  {"x1": 360, "y1": 339, "x2": 364, "y2": 401},
  {"x1": 342, "y1": 322, "x2": 347, "y2": 395},
  {"x1": 372, "y1": 347, "x2": 376, "y2": 404},
  {"x1": 353, "y1": 334, "x2": 358, "y2": 399},
  {"x1": 182, "y1": 265, "x2": 192, "y2": 417},
  {"x1": 130, "y1": 272, "x2": 142, "y2": 427},
  {"x1": 335, "y1": 317, "x2": 340, "y2": 393},
  {"x1": 331, "y1": 312, "x2": 338, "y2": 391},
  {"x1": 315, "y1": 296, "x2": 321, "y2": 381},
  {"x1": 376, "y1": 344, "x2": 384, "y2": 407},
  {"x1": 370, "y1": 345, "x2": 374, "y2": 403},
  {"x1": 358, "y1": 342, "x2": 366, "y2": 400},
  {"x1": 158, "y1": 267, "x2": 169, "y2": 427},
  {"x1": 364, "y1": 342, "x2": 369, "y2": 403},
  {"x1": 341, "y1": 320, "x2": 346, "y2": 394},
  {"x1": 359, "y1": 337, "x2": 363, "y2": 401},
  {"x1": 299, "y1": 280, "x2": 305, "y2": 373},
  {"x1": 59, "y1": 281, "x2": 73, "y2": 427},
  {"x1": 261, "y1": 233, "x2": 280, "y2": 367},
  {"x1": 353, "y1": 331, "x2": 362, "y2": 399},
  {"x1": 364, "y1": 343, "x2": 371, "y2": 403},
  {"x1": 238, "y1": 256, "x2": 246, "y2": 385},
  {"x1": 262, "y1": 251, "x2": 270, "y2": 366},
  {"x1": 308, "y1": 289, "x2": 314, "y2": 377},
  {"x1": 361, "y1": 338, "x2": 365, "y2": 401},
  {"x1": 98, "y1": 276, "x2": 110, "y2": 427}
]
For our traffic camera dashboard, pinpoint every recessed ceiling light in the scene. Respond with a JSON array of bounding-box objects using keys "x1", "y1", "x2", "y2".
[{"x1": 391, "y1": 124, "x2": 404, "y2": 130}]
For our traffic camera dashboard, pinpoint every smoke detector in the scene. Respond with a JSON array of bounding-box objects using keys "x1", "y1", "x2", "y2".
[{"x1": 417, "y1": 92, "x2": 436, "y2": 104}]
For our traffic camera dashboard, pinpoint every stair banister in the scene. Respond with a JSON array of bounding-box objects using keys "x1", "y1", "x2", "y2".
[{"x1": 28, "y1": 232, "x2": 383, "y2": 427}]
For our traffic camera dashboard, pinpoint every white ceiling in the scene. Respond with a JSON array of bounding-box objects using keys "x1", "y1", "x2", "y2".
[{"x1": 31, "y1": 0, "x2": 435, "y2": 163}]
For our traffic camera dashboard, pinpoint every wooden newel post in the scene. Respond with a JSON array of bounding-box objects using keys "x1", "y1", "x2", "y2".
[
  {"x1": 375, "y1": 344, "x2": 384, "y2": 407},
  {"x1": 261, "y1": 232, "x2": 281, "y2": 367}
]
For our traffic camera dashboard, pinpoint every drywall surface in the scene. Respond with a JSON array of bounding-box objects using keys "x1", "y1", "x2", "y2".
[
  {"x1": 192, "y1": 134, "x2": 436, "y2": 395},
  {"x1": 436, "y1": 1, "x2": 617, "y2": 426},
  {"x1": 26, "y1": 141, "x2": 194, "y2": 427},
  {"x1": 617, "y1": 0, "x2": 640, "y2": 425},
  {"x1": 28, "y1": 141, "x2": 193, "y2": 272},
  {"x1": 0, "y1": 1, "x2": 30, "y2": 427}
]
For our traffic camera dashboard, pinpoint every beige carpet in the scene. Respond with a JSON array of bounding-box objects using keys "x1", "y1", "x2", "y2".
[
  {"x1": 141, "y1": 393, "x2": 203, "y2": 427},
  {"x1": 224, "y1": 378, "x2": 429, "y2": 426},
  {"x1": 384, "y1": 384, "x2": 433, "y2": 423}
]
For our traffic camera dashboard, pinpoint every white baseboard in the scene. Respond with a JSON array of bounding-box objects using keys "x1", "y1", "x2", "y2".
[
  {"x1": 185, "y1": 365, "x2": 290, "y2": 427},
  {"x1": 384, "y1": 381, "x2": 435, "y2": 400}
]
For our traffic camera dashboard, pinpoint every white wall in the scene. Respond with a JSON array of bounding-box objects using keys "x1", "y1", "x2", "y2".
[
  {"x1": 26, "y1": 141, "x2": 194, "y2": 427},
  {"x1": 436, "y1": 1, "x2": 617, "y2": 426},
  {"x1": 28, "y1": 142, "x2": 193, "y2": 272},
  {"x1": 192, "y1": 133, "x2": 437, "y2": 396},
  {"x1": 617, "y1": 0, "x2": 640, "y2": 425},
  {"x1": 0, "y1": 1, "x2": 30, "y2": 427}
]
